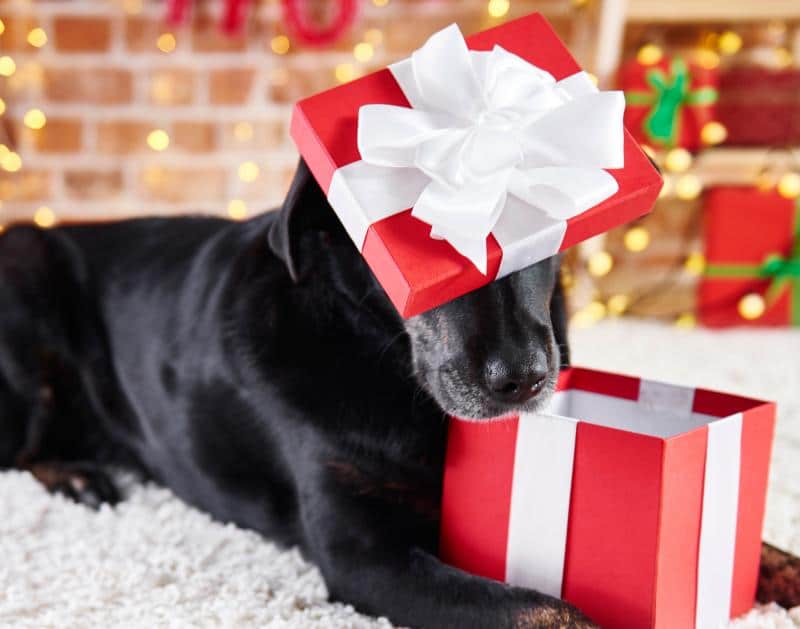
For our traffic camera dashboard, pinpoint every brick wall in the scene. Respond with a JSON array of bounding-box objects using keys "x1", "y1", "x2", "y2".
[{"x1": 0, "y1": 0, "x2": 589, "y2": 227}]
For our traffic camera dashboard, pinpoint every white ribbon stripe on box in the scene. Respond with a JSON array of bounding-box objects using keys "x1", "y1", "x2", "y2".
[
  {"x1": 506, "y1": 382, "x2": 742, "y2": 629},
  {"x1": 327, "y1": 23, "x2": 625, "y2": 276}
]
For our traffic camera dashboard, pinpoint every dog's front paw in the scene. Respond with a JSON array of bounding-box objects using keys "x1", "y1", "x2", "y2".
[
  {"x1": 27, "y1": 461, "x2": 120, "y2": 508},
  {"x1": 514, "y1": 603, "x2": 599, "y2": 629},
  {"x1": 758, "y1": 542, "x2": 800, "y2": 608}
]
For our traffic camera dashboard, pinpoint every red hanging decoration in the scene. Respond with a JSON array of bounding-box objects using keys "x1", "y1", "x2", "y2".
[
  {"x1": 281, "y1": 0, "x2": 358, "y2": 47},
  {"x1": 221, "y1": 0, "x2": 251, "y2": 34},
  {"x1": 162, "y1": 0, "x2": 357, "y2": 43},
  {"x1": 165, "y1": 0, "x2": 191, "y2": 28}
]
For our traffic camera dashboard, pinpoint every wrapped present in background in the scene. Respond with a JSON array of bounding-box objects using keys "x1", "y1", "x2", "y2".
[
  {"x1": 717, "y1": 67, "x2": 800, "y2": 146},
  {"x1": 699, "y1": 187, "x2": 800, "y2": 327},
  {"x1": 292, "y1": 13, "x2": 662, "y2": 318},
  {"x1": 440, "y1": 367, "x2": 775, "y2": 629},
  {"x1": 620, "y1": 54, "x2": 720, "y2": 152}
]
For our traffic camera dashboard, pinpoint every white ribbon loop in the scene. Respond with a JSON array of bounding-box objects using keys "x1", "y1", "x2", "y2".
[{"x1": 355, "y1": 23, "x2": 626, "y2": 274}]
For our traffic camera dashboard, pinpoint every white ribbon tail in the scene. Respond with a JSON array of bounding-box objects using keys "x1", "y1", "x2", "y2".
[
  {"x1": 695, "y1": 415, "x2": 742, "y2": 629},
  {"x1": 505, "y1": 408, "x2": 577, "y2": 598},
  {"x1": 492, "y1": 194, "x2": 568, "y2": 279}
]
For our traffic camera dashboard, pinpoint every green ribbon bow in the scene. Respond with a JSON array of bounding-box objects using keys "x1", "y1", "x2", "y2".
[
  {"x1": 625, "y1": 58, "x2": 718, "y2": 147},
  {"x1": 704, "y1": 200, "x2": 800, "y2": 324}
]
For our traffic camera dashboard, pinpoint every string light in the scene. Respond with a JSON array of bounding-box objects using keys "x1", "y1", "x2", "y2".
[
  {"x1": 684, "y1": 252, "x2": 706, "y2": 275},
  {"x1": 624, "y1": 226, "x2": 650, "y2": 252},
  {"x1": 701, "y1": 121, "x2": 727, "y2": 146},
  {"x1": 658, "y1": 175, "x2": 672, "y2": 198},
  {"x1": 0, "y1": 56, "x2": 16, "y2": 77},
  {"x1": 607, "y1": 294, "x2": 629, "y2": 316},
  {"x1": 694, "y1": 49, "x2": 720, "y2": 70},
  {"x1": 372, "y1": 0, "x2": 389, "y2": 6},
  {"x1": 271, "y1": 35, "x2": 290, "y2": 55},
  {"x1": 487, "y1": 0, "x2": 510, "y2": 18},
  {"x1": 26, "y1": 27, "x2": 47, "y2": 48},
  {"x1": 675, "y1": 174, "x2": 703, "y2": 200},
  {"x1": 777, "y1": 173, "x2": 800, "y2": 199},
  {"x1": 0, "y1": 19, "x2": 5, "y2": 35},
  {"x1": 570, "y1": 309, "x2": 596, "y2": 328},
  {"x1": 637, "y1": 44, "x2": 663, "y2": 66},
  {"x1": 33, "y1": 206, "x2": 56, "y2": 228},
  {"x1": 364, "y1": 29, "x2": 383, "y2": 46},
  {"x1": 586, "y1": 72, "x2": 599, "y2": 86},
  {"x1": 335, "y1": 63, "x2": 357, "y2": 83},
  {"x1": 587, "y1": 251, "x2": 613, "y2": 277},
  {"x1": 717, "y1": 31, "x2": 742, "y2": 55},
  {"x1": 775, "y1": 48, "x2": 793, "y2": 68},
  {"x1": 585, "y1": 300, "x2": 607, "y2": 320},
  {"x1": 234, "y1": 122, "x2": 253, "y2": 142},
  {"x1": 147, "y1": 129, "x2": 170, "y2": 151},
  {"x1": 664, "y1": 148, "x2": 692, "y2": 173},
  {"x1": 1, "y1": 151, "x2": 21, "y2": 172},
  {"x1": 353, "y1": 42, "x2": 374, "y2": 62},
  {"x1": 0, "y1": 98, "x2": 5, "y2": 115},
  {"x1": 23, "y1": 108, "x2": 46, "y2": 130},
  {"x1": 157, "y1": 33, "x2": 177, "y2": 53},
  {"x1": 227, "y1": 199, "x2": 248, "y2": 220},
  {"x1": 738, "y1": 293, "x2": 765, "y2": 320},
  {"x1": 675, "y1": 313, "x2": 696, "y2": 328},
  {"x1": 238, "y1": 161, "x2": 260, "y2": 182}
]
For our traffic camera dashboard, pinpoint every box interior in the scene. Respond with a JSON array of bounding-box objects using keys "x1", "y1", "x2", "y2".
[{"x1": 543, "y1": 389, "x2": 722, "y2": 439}]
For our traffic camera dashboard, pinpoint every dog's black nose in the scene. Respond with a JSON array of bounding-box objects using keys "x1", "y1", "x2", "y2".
[{"x1": 484, "y1": 352, "x2": 549, "y2": 405}]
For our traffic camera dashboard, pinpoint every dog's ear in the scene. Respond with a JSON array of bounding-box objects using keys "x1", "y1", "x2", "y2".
[
  {"x1": 268, "y1": 159, "x2": 336, "y2": 282},
  {"x1": 550, "y1": 264, "x2": 570, "y2": 369}
]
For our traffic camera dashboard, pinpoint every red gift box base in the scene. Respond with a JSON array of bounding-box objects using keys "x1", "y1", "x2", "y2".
[{"x1": 440, "y1": 368, "x2": 775, "y2": 629}]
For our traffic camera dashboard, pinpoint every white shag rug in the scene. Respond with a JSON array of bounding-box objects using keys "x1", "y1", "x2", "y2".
[{"x1": 1, "y1": 320, "x2": 799, "y2": 628}]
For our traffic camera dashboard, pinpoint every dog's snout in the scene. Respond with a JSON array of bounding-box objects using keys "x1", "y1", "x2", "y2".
[{"x1": 483, "y1": 349, "x2": 549, "y2": 405}]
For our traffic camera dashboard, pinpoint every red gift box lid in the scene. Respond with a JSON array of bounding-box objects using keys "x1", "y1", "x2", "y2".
[{"x1": 292, "y1": 13, "x2": 662, "y2": 317}]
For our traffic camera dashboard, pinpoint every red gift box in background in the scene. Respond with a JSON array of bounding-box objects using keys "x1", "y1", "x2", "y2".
[
  {"x1": 699, "y1": 187, "x2": 800, "y2": 327},
  {"x1": 717, "y1": 68, "x2": 800, "y2": 146},
  {"x1": 292, "y1": 13, "x2": 662, "y2": 318},
  {"x1": 440, "y1": 368, "x2": 775, "y2": 629},
  {"x1": 621, "y1": 55, "x2": 720, "y2": 151}
]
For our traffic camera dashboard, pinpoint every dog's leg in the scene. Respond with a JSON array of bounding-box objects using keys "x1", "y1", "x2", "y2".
[
  {"x1": 1, "y1": 226, "x2": 121, "y2": 508},
  {"x1": 25, "y1": 460, "x2": 120, "y2": 508},
  {"x1": 302, "y1": 491, "x2": 596, "y2": 629},
  {"x1": 758, "y1": 542, "x2": 800, "y2": 608}
]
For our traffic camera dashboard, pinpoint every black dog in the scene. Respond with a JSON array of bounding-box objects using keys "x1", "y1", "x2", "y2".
[{"x1": 0, "y1": 160, "x2": 797, "y2": 628}]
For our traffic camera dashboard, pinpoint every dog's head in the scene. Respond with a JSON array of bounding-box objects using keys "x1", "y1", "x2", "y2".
[{"x1": 270, "y1": 160, "x2": 569, "y2": 420}]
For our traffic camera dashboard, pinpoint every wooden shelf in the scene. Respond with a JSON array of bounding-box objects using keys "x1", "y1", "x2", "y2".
[
  {"x1": 668, "y1": 147, "x2": 800, "y2": 186},
  {"x1": 626, "y1": 0, "x2": 800, "y2": 22}
]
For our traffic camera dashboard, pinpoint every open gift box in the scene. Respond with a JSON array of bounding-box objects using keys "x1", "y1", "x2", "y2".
[
  {"x1": 291, "y1": 13, "x2": 662, "y2": 318},
  {"x1": 440, "y1": 367, "x2": 775, "y2": 629}
]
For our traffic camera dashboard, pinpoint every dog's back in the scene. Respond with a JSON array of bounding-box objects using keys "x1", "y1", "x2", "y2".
[{"x1": 0, "y1": 216, "x2": 247, "y2": 472}]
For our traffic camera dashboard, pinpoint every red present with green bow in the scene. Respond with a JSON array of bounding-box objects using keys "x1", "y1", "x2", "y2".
[
  {"x1": 699, "y1": 187, "x2": 800, "y2": 327},
  {"x1": 621, "y1": 56, "x2": 719, "y2": 151}
]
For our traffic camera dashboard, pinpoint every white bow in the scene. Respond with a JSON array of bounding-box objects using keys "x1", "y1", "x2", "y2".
[{"x1": 356, "y1": 24, "x2": 625, "y2": 273}]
